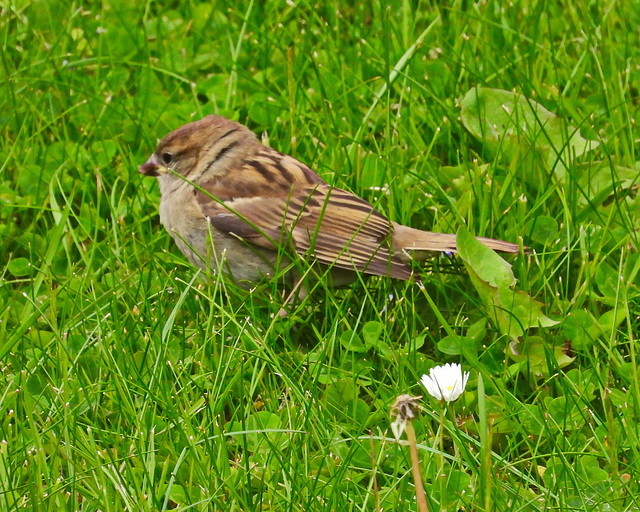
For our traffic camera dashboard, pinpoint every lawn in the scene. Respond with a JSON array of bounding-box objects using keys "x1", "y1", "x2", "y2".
[{"x1": 1, "y1": 1, "x2": 639, "y2": 510}]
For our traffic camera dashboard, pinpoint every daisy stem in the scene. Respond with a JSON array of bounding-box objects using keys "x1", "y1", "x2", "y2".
[{"x1": 438, "y1": 405, "x2": 446, "y2": 511}]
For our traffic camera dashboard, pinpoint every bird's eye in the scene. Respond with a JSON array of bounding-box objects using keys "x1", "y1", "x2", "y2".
[{"x1": 161, "y1": 152, "x2": 173, "y2": 165}]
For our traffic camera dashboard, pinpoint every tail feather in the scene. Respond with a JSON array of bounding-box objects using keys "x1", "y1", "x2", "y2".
[{"x1": 391, "y1": 224, "x2": 521, "y2": 262}]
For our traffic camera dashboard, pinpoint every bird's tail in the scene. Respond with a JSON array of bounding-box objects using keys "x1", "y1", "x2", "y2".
[{"x1": 392, "y1": 224, "x2": 521, "y2": 262}]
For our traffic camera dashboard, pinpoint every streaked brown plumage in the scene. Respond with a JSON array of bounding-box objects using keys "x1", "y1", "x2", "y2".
[{"x1": 140, "y1": 115, "x2": 521, "y2": 287}]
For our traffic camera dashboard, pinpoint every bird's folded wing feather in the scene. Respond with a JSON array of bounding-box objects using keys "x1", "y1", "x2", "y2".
[{"x1": 197, "y1": 183, "x2": 412, "y2": 280}]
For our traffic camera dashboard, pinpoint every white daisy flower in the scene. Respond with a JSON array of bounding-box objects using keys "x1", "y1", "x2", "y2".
[{"x1": 420, "y1": 363, "x2": 470, "y2": 403}]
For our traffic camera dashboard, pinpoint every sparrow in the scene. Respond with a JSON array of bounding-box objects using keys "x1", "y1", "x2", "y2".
[{"x1": 140, "y1": 115, "x2": 521, "y2": 289}]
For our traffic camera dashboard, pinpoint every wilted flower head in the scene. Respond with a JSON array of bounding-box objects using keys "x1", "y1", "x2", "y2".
[
  {"x1": 389, "y1": 394, "x2": 422, "y2": 440},
  {"x1": 420, "y1": 363, "x2": 469, "y2": 403}
]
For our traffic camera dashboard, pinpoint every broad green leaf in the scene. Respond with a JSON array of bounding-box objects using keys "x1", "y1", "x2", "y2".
[
  {"x1": 226, "y1": 411, "x2": 282, "y2": 453},
  {"x1": 8, "y1": 257, "x2": 33, "y2": 277},
  {"x1": 509, "y1": 335, "x2": 574, "y2": 376},
  {"x1": 525, "y1": 215, "x2": 559, "y2": 245},
  {"x1": 247, "y1": 93, "x2": 284, "y2": 128},
  {"x1": 362, "y1": 321, "x2": 393, "y2": 357},
  {"x1": 460, "y1": 87, "x2": 599, "y2": 178},
  {"x1": 459, "y1": 227, "x2": 558, "y2": 338},
  {"x1": 437, "y1": 470, "x2": 472, "y2": 508},
  {"x1": 502, "y1": 288, "x2": 559, "y2": 330},
  {"x1": 438, "y1": 334, "x2": 465, "y2": 355},
  {"x1": 168, "y1": 484, "x2": 187, "y2": 505},
  {"x1": 457, "y1": 226, "x2": 516, "y2": 289},
  {"x1": 362, "y1": 321, "x2": 383, "y2": 347},
  {"x1": 599, "y1": 307, "x2": 627, "y2": 333},
  {"x1": 545, "y1": 396, "x2": 583, "y2": 431},
  {"x1": 90, "y1": 141, "x2": 118, "y2": 169},
  {"x1": 576, "y1": 162, "x2": 640, "y2": 208},
  {"x1": 518, "y1": 404, "x2": 546, "y2": 436},
  {"x1": 340, "y1": 329, "x2": 366, "y2": 352},
  {"x1": 595, "y1": 262, "x2": 621, "y2": 300},
  {"x1": 578, "y1": 456, "x2": 609, "y2": 487},
  {"x1": 323, "y1": 380, "x2": 370, "y2": 424},
  {"x1": 407, "y1": 334, "x2": 426, "y2": 352},
  {"x1": 565, "y1": 368, "x2": 597, "y2": 401},
  {"x1": 467, "y1": 318, "x2": 487, "y2": 347},
  {"x1": 563, "y1": 310, "x2": 603, "y2": 350}
]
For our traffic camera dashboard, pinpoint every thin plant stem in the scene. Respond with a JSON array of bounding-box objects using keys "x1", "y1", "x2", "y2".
[
  {"x1": 370, "y1": 430, "x2": 381, "y2": 512},
  {"x1": 438, "y1": 405, "x2": 445, "y2": 511},
  {"x1": 405, "y1": 420, "x2": 430, "y2": 512}
]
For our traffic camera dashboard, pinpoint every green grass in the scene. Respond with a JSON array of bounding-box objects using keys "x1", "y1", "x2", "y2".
[{"x1": 1, "y1": 0, "x2": 639, "y2": 510}]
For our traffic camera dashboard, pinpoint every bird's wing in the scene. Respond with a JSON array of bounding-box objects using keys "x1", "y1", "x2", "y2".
[{"x1": 196, "y1": 178, "x2": 412, "y2": 280}]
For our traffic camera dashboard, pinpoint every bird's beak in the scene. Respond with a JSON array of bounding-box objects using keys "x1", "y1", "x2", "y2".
[{"x1": 139, "y1": 155, "x2": 161, "y2": 177}]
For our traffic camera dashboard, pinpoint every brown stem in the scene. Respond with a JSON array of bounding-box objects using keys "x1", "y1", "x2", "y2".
[
  {"x1": 370, "y1": 430, "x2": 381, "y2": 512},
  {"x1": 405, "y1": 420, "x2": 430, "y2": 512}
]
